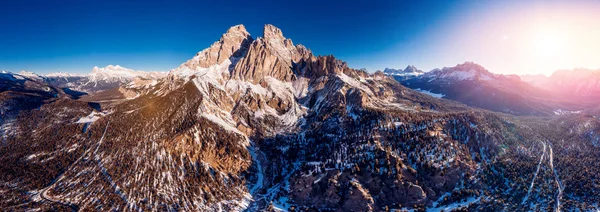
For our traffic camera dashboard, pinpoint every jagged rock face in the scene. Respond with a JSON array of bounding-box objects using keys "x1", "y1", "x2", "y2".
[
  {"x1": 262, "y1": 24, "x2": 297, "y2": 64},
  {"x1": 231, "y1": 24, "x2": 314, "y2": 83},
  {"x1": 294, "y1": 44, "x2": 314, "y2": 62},
  {"x1": 231, "y1": 38, "x2": 297, "y2": 83},
  {"x1": 168, "y1": 24, "x2": 321, "y2": 137},
  {"x1": 298, "y1": 55, "x2": 346, "y2": 78},
  {"x1": 179, "y1": 25, "x2": 253, "y2": 71}
]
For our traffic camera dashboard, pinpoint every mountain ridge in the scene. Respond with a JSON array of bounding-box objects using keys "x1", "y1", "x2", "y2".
[{"x1": 41, "y1": 65, "x2": 165, "y2": 94}]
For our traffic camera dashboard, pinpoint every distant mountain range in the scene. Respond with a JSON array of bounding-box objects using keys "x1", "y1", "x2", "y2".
[
  {"x1": 43, "y1": 65, "x2": 165, "y2": 94},
  {"x1": 386, "y1": 62, "x2": 599, "y2": 116},
  {"x1": 522, "y1": 68, "x2": 600, "y2": 98}
]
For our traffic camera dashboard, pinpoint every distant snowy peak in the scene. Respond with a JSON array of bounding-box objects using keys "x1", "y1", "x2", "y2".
[
  {"x1": 383, "y1": 65, "x2": 424, "y2": 76},
  {"x1": 91, "y1": 65, "x2": 138, "y2": 77},
  {"x1": 45, "y1": 72, "x2": 85, "y2": 78},
  {"x1": 425, "y1": 62, "x2": 497, "y2": 81},
  {"x1": 404, "y1": 65, "x2": 421, "y2": 73},
  {"x1": 17, "y1": 70, "x2": 45, "y2": 81},
  {"x1": 90, "y1": 65, "x2": 165, "y2": 82},
  {"x1": 1, "y1": 71, "x2": 50, "y2": 82}
]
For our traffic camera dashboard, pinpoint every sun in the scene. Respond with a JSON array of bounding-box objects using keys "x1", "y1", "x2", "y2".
[
  {"x1": 527, "y1": 29, "x2": 574, "y2": 74},
  {"x1": 532, "y1": 32, "x2": 565, "y2": 59}
]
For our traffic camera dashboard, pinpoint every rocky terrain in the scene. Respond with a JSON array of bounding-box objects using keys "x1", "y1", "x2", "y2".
[{"x1": 1, "y1": 24, "x2": 600, "y2": 212}]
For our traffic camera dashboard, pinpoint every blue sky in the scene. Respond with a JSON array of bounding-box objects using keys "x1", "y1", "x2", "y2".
[{"x1": 1, "y1": 0, "x2": 599, "y2": 75}]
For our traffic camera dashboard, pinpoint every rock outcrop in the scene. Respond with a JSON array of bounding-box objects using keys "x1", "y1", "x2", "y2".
[
  {"x1": 231, "y1": 24, "x2": 314, "y2": 83},
  {"x1": 179, "y1": 25, "x2": 253, "y2": 71}
]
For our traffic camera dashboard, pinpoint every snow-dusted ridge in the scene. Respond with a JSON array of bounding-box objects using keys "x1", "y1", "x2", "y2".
[
  {"x1": 383, "y1": 65, "x2": 424, "y2": 77},
  {"x1": 424, "y1": 62, "x2": 498, "y2": 81},
  {"x1": 45, "y1": 72, "x2": 85, "y2": 77},
  {"x1": 89, "y1": 65, "x2": 166, "y2": 82}
]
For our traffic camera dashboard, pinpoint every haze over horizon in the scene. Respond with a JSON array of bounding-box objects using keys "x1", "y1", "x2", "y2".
[{"x1": 1, "y1": 0, "x2": 599, "y2": 76}]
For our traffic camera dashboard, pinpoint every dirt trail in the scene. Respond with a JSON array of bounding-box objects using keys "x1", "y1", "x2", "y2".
[{"x1": 522, "y1": 141, "x2": 546, "y2": 204}]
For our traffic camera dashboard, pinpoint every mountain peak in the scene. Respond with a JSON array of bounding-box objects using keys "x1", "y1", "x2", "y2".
[
  {"x1": 17, "y1": 70, "x2": 44, "y2": 80},
  {"x1": 383, "y1": 65, "x2": 423, "y2": 76},
  {"x1": 45, "y1": 71, "x2": 83, "y2": 77},
  {"x1": 404, "y1": 65, "x2": 420, "y2": 72},
  {"x1": 223, "y1": 24, "x2": 251, "y2": 40},
  {"x1": 455, "y1": 61, "x2": 486, "y2": 71},
  {"x1": 226, "y1": 24, "x2": 248, "y2": 33},
  {"x1": 263, "y1": 24, "x2": 284, "y2": 40},
  {"x1": 92, "y1": 65, "x2": 130, "y2": 73},
  {"x1": 173, "y1": 25, "x2": 253, "y2": 74},
  {"x1": 18, "y1": 70, "x2": 38, "y2": 76},
  {"x1": 426, "y1": 62, "x2": 495, "y2": 81}
]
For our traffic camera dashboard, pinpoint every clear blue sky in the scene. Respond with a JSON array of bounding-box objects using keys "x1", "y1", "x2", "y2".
[{"x1": 1, "y1": 0, "x2": 599, "y2": 75}]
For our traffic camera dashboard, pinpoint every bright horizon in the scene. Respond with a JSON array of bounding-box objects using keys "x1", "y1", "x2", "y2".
[{"x1": 1, "y1": 0, "x2": 599, "y2": 76}]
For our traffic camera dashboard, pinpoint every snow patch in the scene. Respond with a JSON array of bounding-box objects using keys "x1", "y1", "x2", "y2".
[
  {"x1": 553, "y1": 109, "x2": 582, "y2": 115},
  {"x1": 337, "y1": 73, "x2": 374, "y2": 96},
  {"x1": 75, "y1": 111, "x2": 108, "y2": 124},
  {"x1": 427, "y1": 196, "x2": 481, "y2": 212},
  {"x1": 201, "y1": 113, "x2": 244, "y2": 135},
  {"x1": 414, "y1": 88, "x2": 445, "y2": 98}
]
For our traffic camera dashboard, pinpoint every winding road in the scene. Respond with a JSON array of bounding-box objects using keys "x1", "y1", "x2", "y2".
[
  {"x1": 38, "y1": 119, "x2": 111, "y2": 211},
  {"x1": 40, "y1": 186, "x2": 79, "y2": 211}
]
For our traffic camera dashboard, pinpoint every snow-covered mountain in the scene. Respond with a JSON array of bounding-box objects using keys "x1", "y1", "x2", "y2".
[
  {"x1": 44, "y1": 71, "x2": 84, "y2": 78},
  {"x1": 422, "y1": 62, "x2": 502, "y2": 81},
  {"x1": 2, "y1": 24, "x2": 600, "y2": 212},
  {"x1": 89, "y1": 65, "x2": 164, "y2": 83},
  {"x1": 383, "y1": 65, "x2": 424, "y2": 78}
]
